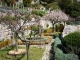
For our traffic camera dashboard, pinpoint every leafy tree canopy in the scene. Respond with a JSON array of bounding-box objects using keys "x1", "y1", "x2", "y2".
[
  {"x1": 23, "y1": 0, "x2": 32, "y2": 7},
  {"x1": 59, "y1": 0, "x2": 80, "y2": 17}
]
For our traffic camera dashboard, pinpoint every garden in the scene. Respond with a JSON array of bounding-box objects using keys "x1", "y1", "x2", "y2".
[
  {"x1": 0, "y1": 45, "x2": 44, "y2": 60},
  {"x1": 0, "y1": 0, "x2": 80, "y2": 60}
]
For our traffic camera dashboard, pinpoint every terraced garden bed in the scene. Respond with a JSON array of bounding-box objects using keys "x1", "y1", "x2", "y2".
[{"x1": 0, "y1": 46, "x2": 45, "y2": 60}]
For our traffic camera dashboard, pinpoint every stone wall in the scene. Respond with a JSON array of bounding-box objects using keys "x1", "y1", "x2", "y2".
[{"x1": 62, "y1": 25, "x2": 80, "y2": 37}]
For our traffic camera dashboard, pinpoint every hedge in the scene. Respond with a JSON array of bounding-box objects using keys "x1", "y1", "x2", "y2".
[
  {"x1": 62, "y1": 32, "x2": 80, "y2": 54},
  {"x1": 54, "y1": 35, "x2": 79, "y2": 60}
]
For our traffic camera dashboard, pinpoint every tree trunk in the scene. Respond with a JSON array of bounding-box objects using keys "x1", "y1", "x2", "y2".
[
  {"x1": 34, "y1": 31, "x2": 36, "y2": 40},
  {"x1": 26, "y1": 42, "x2": 30, "y2": 60},
  {"x1": 11, "y1": 32, "x2": 15, "y2": 47},
  {"x1": 15, "y1": 39, "x2": 18, "y2": 51},
  {"x1": 30, "y1": 26, "x2": 32, "y2": 40},
  {"x1": 15, "y1": 32, "x2": 18, "y2": 52},
  {"x1": 52, "y1": 23, "x2": 54, "y2": 33}
]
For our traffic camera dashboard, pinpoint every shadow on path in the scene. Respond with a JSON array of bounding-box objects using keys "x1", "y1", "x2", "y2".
[{"x1": 49, "y1": 42, "x2": 54, "y2": 60}]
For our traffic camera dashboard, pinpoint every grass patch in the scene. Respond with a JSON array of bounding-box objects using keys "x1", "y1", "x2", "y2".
[
  {"x1": 0, "y1": 46, "x2": 44, "y2": 60},
  {"x1": 21, "y1": 46, "x2": 44, "y2": 60},
  {"x1": 0, "y1": 46, "x2": 14, "y2": 60}
]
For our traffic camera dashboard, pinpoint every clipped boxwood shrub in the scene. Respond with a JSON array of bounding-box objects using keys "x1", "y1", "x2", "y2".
[
  {"x1": 32, "y1": 25, "x2": 38, "y2": 31},
  {"x1": 54, "y1": 37, "x2": 79, "y2": 60},
  {"x1": 62, "y1": 32, "x2": 80, "y2": 54},
  {"x1": 55, "y1": 53, "x2": 79, "y2": 60},
  {"x1": 54, "y1": 24, "x2": 60, "y2": 32},
  {"x1": 54, "y1": 37, "x2": 62, "y2": 52},
  {"x1": 54, "y1": 34, "x2": 59, "y2": 38},
  {"x1": 63, "y1": 32, "x2": 80, "y2": 48}
]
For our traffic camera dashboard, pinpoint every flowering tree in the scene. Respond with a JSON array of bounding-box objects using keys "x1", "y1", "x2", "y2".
[
  {"x1": 0, "y1": 11, "x2": 32, "y2": 51},
  {"x1": 42, "y1": 10, "x2": 69, "y2": 32},
  {"x1": 0, "y1": 12, "x2": 35, "y2": 60},
  {"x1": 0, "y1": 11, "x2": 43, "y2": 60}
]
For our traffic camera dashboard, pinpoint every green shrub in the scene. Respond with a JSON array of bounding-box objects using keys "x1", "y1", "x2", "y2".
[
  {"x1": 54, "y1": 37, "x2": 79, "y2": 60},
  {"x1": 58, "y1": 24, "x2": 64, "y2": 32},
  {"x1": 49, "y1": 27, "x2": 52, "y2": 29},
  {"x1": 62, "y1": 32, "x2": 80, "y2": 54},
  {"x1": 54, "y1": 34, "x2": 59, "y2": 37},
  {"x1": 46, "y1": 29, "x2": 52, "y2": 33},
  {"x1": 55, "y1": 53, "x2": 79, "y2": 60},
  {"x1": 46, "y1": 2, "x2": 60, "y2": 10},
  {"x1": 32, "y1": 25, "x2": 38, "y2": 31},
  {"x1": 54, "y1": 37, "x2": 63, "y2": 53},
  {"x1": 32, "y1": 10, "x2": 38, "y2": 15},
  {"x1": 29, "y1": 32, "x2": 34, "y2": 36},
  {"x1": 43, "y1": 29, "x2": 47, "y2": 33},
  {"x1": 66, "y1": 21, "x2": 74, "y2": 25},
  {"x1": 54, "y1": 24, "x2": 60, "y2": 32},
  {"x1": 23, "y1": 0, "x2": 32, "y2": 7},
  {"x1": 32, "y1": 4, "x2": 42, "y2": 9},
  {"x1": 59, "y1": 0, "x2": 80, "y2": 17},
  {"x1": 63, "y1": 32, "x2": 80, "y2": 48},
  {"x1": 32, "y1": 10, "x2": 45, "y2": 16}
]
